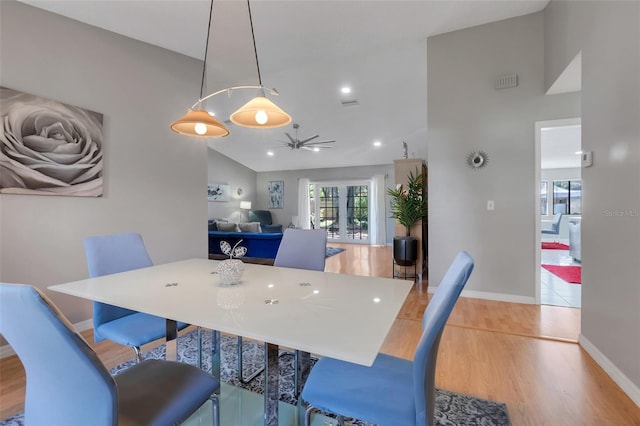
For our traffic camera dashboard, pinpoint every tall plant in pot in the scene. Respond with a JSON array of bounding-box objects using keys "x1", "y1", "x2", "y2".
[{"x1": 387, "y1": 169, "x2": 427, "y2": 266}]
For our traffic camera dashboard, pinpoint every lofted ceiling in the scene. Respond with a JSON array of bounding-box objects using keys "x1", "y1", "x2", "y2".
[{"x1": 19, "y1": 0, "x2": 550, "y2": 172}]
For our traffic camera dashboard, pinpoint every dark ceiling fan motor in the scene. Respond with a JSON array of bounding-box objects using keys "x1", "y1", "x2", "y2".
[{"x1": 279, "y1": 123, "x2": 336, "y2": 150}]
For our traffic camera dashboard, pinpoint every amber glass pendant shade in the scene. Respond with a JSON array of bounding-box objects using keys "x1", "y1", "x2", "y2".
[
  {"x1": 230, "y1": 96, "x2": 291, "y2": 129},
  {"x1": 170, "y1": 109, "x2": 229, "y2": 138}
]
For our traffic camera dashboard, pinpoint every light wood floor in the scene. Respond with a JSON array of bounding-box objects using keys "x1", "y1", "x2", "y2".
[{"x1": 1, "y1": 243, "x2": 639, "y2": 425}]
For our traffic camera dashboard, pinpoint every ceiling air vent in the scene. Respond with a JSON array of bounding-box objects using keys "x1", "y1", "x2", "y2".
[
  {"x1": 495, "y1": 73, "x2": 518, "y2": 90},
  {"x1": 341, "y1": 98, "x2": 360, "y2": 107}
]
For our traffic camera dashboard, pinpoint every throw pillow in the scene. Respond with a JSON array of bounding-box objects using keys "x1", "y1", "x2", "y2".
[
  {"x1": 238, "y1": 222, "x2": 262, "y2": 233},
  {"x1": 216, "y1": 221, "x2": 239, "y2": 232},
  {"x1": 261, "y1": 224, "x2": 283, "y2": 233}
]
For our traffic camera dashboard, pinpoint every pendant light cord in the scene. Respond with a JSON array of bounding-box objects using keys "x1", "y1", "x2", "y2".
[
  {"x1": 200, "y1": 0, "x2": 215, "y2": 100},
  {"x1": 247, "y1": 0, "x2": 262, "y2": 87}
]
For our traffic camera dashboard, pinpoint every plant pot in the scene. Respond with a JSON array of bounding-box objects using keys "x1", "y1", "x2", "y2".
[{"x1": 393, "y1": 236, "x2": 417, "y2": 266}]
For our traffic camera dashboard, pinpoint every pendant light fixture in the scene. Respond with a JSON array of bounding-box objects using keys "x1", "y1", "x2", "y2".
[
  {"x1": 170, "y1": 0, "x2": 290, "y2": 138},
  {"x1": 229, "y1": 0, "x2": 291, "y2": 128},
  {"x1": 230, "y1": 87, "x2": 291, "y2": 128},
  {"x1": 170, "y1": 0, "x2": 229, "y2": 138}
]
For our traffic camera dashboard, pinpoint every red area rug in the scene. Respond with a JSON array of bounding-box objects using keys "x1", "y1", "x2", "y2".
[
  {"x1": 542, "y1": 242, "x2": 569, "y2": 250},
  {"x1": 542, "y1": 264, "x2": 581, "y2": 284}
]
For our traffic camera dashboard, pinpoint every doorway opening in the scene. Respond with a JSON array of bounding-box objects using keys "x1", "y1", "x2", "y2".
[
  {"x1": 535, "y1": 118, "x2": 582, "y2": 308},
  {"x1": 310, "y1": 181, "x2": 370, "y2": 244}
]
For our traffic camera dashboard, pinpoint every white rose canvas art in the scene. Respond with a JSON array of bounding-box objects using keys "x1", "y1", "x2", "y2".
[{"x1": 0, "y1": 87, "x2": 104, "y2": 197}]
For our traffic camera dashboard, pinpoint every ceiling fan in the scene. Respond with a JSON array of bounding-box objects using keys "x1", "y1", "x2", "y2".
[{"x1": 276, "y1": 123, "x2": 335, "y2": 151}]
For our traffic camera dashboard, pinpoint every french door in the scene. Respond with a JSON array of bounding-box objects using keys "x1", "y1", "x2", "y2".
[{"x1": 310, "y1": 181, "x2": 369, "y2": 243}]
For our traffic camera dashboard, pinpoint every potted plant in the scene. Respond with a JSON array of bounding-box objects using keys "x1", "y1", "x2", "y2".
[{"x1": 387, "y1": 168, "x2": 427, "y2": 266}]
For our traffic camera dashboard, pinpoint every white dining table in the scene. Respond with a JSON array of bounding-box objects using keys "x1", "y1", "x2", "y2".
[{"x1": 49, "y1": 258, "x2": 413, "y2": 425}]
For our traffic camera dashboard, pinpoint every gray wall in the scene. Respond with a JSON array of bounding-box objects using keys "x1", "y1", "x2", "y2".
[
  {"x1": 207, "y1": 148, "x2": 257, "y2": 223},
  {"x1": 427, "y1": 11, "x2": 580, "y2": 301},
  {"x1": 0, "y1": 1, "x2": 207, "y2": 324},
  {"x1": 257, "y1": 164, "x2": 396, "y2": 243},
  {"x1": 545, "y1": 0, "x2": 640, "y2": 397}
]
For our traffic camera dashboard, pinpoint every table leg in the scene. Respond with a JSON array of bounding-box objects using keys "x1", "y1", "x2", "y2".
[
  {"x1": 211, "y1": 330, "x2": 221, "y2": 381},
  {"x1": 197, "y1": 327, "x2": 203, "y2": 368},
  {"x1": 264, "y1": 343, "x2": 279, "y2": 426},
  {"x1": 295, "y1": 350, "x2": 311, "y2": 399},
  {"x1": 165, "y1": 319, "x2": 178, "y2": 361}
]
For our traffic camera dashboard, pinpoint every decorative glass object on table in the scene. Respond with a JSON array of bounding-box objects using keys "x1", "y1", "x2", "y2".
[{"x1": 217, "y1": 240, "x2": 247, "y2": 285}]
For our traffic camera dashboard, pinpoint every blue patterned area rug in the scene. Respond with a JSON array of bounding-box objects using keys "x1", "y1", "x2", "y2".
[
  {"x1": 326, "y1": 246, "x2": 346, "y2": 258},
  {"x1": 1, "y1": 330, "x2": 510, "y2": 426}
]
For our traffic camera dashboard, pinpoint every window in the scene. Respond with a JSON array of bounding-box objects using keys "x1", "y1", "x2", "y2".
[
  {"x1": 346, "y1": 185, "x2": 368, "y2": 241},
  {"x1": 318, "y1": 186, "x2": 340, "y2": 238},
  {"x1": 309, "y1": 181, "x2": 369, "y2": 242},
  {"x1": 540, "y1": 181, "x2": 548, "y2": 215},
  {"x1": 553, "y1": 180, "x2": 581, "y2": 215}
]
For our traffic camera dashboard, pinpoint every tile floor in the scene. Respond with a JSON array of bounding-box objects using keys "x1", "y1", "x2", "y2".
[{"x1": 540, "y1": 242, "x2": 581, "y2": 308}]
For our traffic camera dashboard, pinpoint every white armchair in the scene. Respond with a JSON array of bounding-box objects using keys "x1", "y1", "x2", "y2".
[{"x1": 569, "y1": 218, "x2": 581, "y2": 262}]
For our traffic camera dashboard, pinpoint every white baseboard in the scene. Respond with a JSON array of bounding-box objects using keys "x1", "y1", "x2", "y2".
[
  {"x1": 0, "y1": 318, "x2": 93, "y2": 359},
  {"x1": 579, "y1": 334, "x2": 640, "y2": 408},
  {"x1": 74, "y1": 318, "x2": 94, "y2": 332},
  {"x1": 427, "y1": 286, "x2": 536, "y2": 305}
]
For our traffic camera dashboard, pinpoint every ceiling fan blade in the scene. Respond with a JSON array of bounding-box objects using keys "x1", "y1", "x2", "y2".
[
  {"x1": 273, "y1": 142, "x2": 295, "y2": 149},
  {"x1": 285, "y1": 132, "x2": 296, "y2": 143},
  {"x1": 300, "y1": 134, "x2": 319, "y2": 144},
  {"x1": 302, "y1": 145, "x2": 332, "y2": 150},
  {"x1": 304, "y1": 140, "x2": 336, "y2": 145}
]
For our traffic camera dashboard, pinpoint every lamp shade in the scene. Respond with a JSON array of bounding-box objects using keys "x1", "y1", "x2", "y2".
[
  {"x1": 170, "y1": 109, "x2": 229, "y2": 138},
  {"x1": 230, "y1": 96, "x2": 292, "y2": 129},
  {"x1": 240, "y1": 201, "x2": 252, "y2": 210}
]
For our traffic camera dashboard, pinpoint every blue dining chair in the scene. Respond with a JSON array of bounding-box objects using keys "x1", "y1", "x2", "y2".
[
  {"x1": 84, "y1": 232, "x2": 192, "y2": 363},
  {"x1": 0, "y1": 283, "x2": 220, "y2": 426},
  {"x1": 238, "y1": 228, "x2": 327, "y2": 386},
  {"x1": 301, "y1": 251, "x2": 474, "y2": 426},
  {"x1": 273, "y1": 228, "x2": 327, "y2": 271}
]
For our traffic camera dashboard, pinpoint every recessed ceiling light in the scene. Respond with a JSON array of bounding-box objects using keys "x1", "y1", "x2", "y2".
[
  {"x1": 341, "y1": 86, "x2": 351, "y2": 94},
  {"x1": 267, "y1": 151, "x2": 274, "y2": 156},
  {"x1": 373, "y1": 140, "x2": 382, "y2": 147},
  {"x1": 575, "y1": 150, "x2": 583, "y2": 155},
  {"x1": 313, "y1": 147, "x2": 320, "y2": 152}
]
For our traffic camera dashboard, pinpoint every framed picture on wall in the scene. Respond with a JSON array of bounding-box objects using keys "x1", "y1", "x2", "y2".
[
  {"x1": 267, "y1": 180, "x2": 284, "y2": 209},
  {"x1": 0, "y1": 86, "x2": 104, "y2": 197},
  {"x1": 208, "y1": 183, "x2": 230, "y2": 202}
]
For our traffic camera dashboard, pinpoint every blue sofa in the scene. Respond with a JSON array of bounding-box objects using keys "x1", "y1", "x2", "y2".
[
  {"x1": 208, "y1": 230, "x2": 283, "y2": 259},
  {"x1": 249, "y1": 210, "x2": 283, "y2": 233},
  {"x1": 208, "y1": 213, "x2": 284, "y2": 259}
]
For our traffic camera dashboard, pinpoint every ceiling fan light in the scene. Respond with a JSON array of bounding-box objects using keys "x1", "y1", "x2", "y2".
[
  {"x1": 171, "y1": 109, "x2": 230, "y2": 138},
  {"x1": 230, "y1": 96, "x2": 292, "y2": 128}
]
